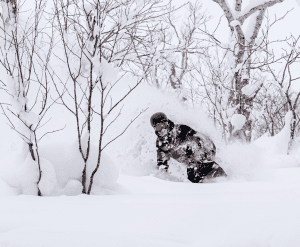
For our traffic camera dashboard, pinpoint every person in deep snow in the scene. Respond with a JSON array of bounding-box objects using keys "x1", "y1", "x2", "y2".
[{"x1": 150, "y1": 112, "x2": 227, "y2": 183}]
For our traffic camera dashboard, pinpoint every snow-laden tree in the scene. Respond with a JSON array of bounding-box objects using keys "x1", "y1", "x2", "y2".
[
  {"x1": 253, "y1": 82, "x2": 288, "y2": 138},
  {"x1": 149, "y1": 1, "x2": 209, "y2": 101},
  {"x1": 189, "y1": 46, "x2": 232, "y2": 141},
  {"x1": 53, "y1": 0, "x2": 176, "y2": 194},
  {"x1": 189, "y1": 42, "x2": 268, "y2": 142},
  {"x1": 0, "y1": 0, "x2": 56, "y2": 195},
  {"x1": 266, "y1": 35, "x2": 300, "y2": 145},
  {"x1": 210, "y1": 0, "x2": 291, "y2": 141}
]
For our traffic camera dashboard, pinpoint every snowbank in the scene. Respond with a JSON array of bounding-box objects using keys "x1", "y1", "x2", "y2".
[
  {"x1": 0, "y1": 115, "x2": 119, "y2": 196},
  {"x1": 39, "y1": 139, "x2": 119, "y2": 195},
  {"x1": 0, "y1": 178, "x2": 18, "y2": 196},
  {"x1": 253, "y1": 111, "x2": 300, "y2": 169},
  {"x1": 216, "y1": 142, "x2": 266, "y2": 181}
]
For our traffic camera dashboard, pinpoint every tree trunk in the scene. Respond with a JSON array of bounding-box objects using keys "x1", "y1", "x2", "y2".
[{"x1": 211, "y1": 0, "x2": 286, "y2": 141}]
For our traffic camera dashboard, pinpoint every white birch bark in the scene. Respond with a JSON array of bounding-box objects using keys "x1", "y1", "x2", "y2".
[{"x1": 211, "y1": 0, "x2": 287, "y2": 141}]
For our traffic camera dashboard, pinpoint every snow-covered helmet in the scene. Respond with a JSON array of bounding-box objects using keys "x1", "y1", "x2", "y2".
[{"x1": 150, "y1": 112, "x2": 168, "y2": 127}]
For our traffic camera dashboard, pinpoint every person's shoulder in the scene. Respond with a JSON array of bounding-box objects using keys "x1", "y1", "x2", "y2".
[
  {"x1": 176, "y1": 124, "x2": 196, "y2": 138},
  {"x1": 193, "y1": 131, "x2": 209, "y2": 140}
]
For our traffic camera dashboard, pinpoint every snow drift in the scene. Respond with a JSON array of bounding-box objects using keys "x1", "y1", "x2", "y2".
[{"x1": 104, "y1": 81, "x2": 219, "y2": 177}]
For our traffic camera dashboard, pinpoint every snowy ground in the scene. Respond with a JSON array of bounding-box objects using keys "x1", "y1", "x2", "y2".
[
  {"x1": 1, "y1": 169, "x2": 300, "y2": 247},
  {"x1": 0, "y1": 81, "x2": 300, "y2": 246}
]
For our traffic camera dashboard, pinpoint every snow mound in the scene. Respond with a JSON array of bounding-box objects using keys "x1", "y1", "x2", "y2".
[
  {"x1": 56, "y1": 179, "x2": 82, "y2": 196},
  {"x1": 254, "y1": 111, "x2": 292, "y2": 155},
  {"x1": 253, "y1": 111, "x2": 299, "y2": 169},
  {"x1": 0, "y1": 178, "x2": 19, "y2": 196},
  {"x1": 86, "y1": 151, "x2": 119, "y2": 190},
  {"x1": 0, "y1": 131, "x2": 119, "y2": 196},
  {"x1": 217, "y1": 142, "x2": 266, "y2": 181},
  {"x1": 39, "y1": 158, "x2": 58, "y2": 196},
  {"x1": 39, "y1": 139, "x2": 119, "y2": 195},
  {"x1": 4, "y1": 153, "x2": 59, "y2": 196},
  {"x1": 18, "y1": 153, "x2": 39, "y2": 195}
]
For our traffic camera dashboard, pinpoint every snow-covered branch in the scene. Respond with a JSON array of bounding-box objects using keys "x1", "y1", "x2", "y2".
[
  {"x1": 53, "y1": 0, "x2": 177, "y2": 194},
  {"x1": 0, "y1": 0, "x2": 58, "y2": 196},
  {"x1": 237, "y1": 0, "x2": 285, "y2": 25},
  {"x1": 211, "y1": 0, "x2": 235, "y2": 30}
]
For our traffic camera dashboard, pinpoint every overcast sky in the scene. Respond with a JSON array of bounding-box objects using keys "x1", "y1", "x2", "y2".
[
  {"x1": 173, "y1": 0, "x2": 300, "y2": 43},
  {"x1": 170, "y1": 0, "x2": 300, "y2": 89}
]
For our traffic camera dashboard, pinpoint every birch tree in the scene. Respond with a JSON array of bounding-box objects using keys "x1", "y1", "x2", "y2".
[
  {"x1": 211, "y1": 0, "x2": 288, "y2": 141},
  {"x1": 0, "y1": 0, "x2": 55, "y2": 195}
]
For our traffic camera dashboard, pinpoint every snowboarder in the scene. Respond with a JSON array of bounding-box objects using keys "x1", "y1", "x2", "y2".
[{"x1": 150, "y1": 112, "x2": 227, "y2": 183}]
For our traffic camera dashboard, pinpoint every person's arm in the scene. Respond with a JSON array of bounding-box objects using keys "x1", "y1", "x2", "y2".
[
  {"x1": 156, "y1": 139, "x2": 170, "y2": 171},
  {"x1": 177, "y1": 125, "x2": 197, "y2": 141}
]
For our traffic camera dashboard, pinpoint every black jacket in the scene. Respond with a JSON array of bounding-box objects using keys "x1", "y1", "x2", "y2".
[{"x1": 156, "y1": 120, "x2": 216, "y2": 170}]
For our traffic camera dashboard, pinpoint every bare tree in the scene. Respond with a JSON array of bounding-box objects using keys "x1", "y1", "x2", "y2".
[
  {"x1": 267, "y1": 35, "x2": 300, "y2": 145},
  {"x1": 210, "y1": 0, "x2": 290, "y2": 141},
  {"x1": 53, "y1": 0, "x2": 175, "y2": 194},
  {"x1": 149, "y1": 1, "x2": 209, "y2": 100},
  {"x1": 0, "y1": 0, "x2": 56, "y2": 195},
  {"x1": 189, "y1": 46, "x2": 232, "y2": 142},
  {"x1": 253, "y1": 82, "x2": 288, "y2": 138}
]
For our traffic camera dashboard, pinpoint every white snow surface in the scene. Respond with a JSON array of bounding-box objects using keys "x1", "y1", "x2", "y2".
[
  {"x1": 0, "y1": 125, "x2": 119, "y2": 196},
  {"x1": 0, "y1": 76, "x2": 300, "y2": 246},
  {"x1": 1, "y1": 172, "x2": 300, "y2": 247},
  {"x1": 254, "y1": 111, "x2": 293, "y2": 155},
  {"x1": 38, "y1": 139, "x2": 120, "y2": 195},
  {"x1": 253, "y1": 111, "x2": 298, "y2": 168}
]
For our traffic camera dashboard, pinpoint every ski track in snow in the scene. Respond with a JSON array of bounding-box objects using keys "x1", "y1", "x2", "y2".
[{"x1": 1, "y1": 170, "x2": 300, "y2": 247}]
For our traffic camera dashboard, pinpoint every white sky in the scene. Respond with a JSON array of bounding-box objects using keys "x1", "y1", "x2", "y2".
[
  {"x1": 172, "y1": 0, "x2": 300, "y2": 42},
  {"x1": 171, "y1": 0, "x2": 300, "y2": 89}
]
